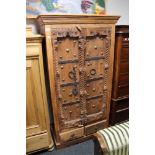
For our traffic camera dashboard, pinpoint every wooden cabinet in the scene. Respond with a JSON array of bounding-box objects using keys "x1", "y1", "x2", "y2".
[
  {"x1": 37, "y1": 15, "x2": 119, "y2": 146},
  {"x1": 26, "y1": 27, "x2": 53, "y2": 153},
  {"x1": 109, "y1": 25, "x2": 129, "y2": 125}
]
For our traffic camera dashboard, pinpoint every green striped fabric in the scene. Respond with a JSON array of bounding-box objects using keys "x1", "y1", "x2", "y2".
[{"x1": 98, "y1": 121, "x2": 129, "y2": 155}]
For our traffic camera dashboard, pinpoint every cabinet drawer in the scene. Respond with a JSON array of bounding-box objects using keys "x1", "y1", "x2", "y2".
[
  {"x1": 85, "y1": 120, "x2": 107, "y2": 135},
  {"x1": 110, "y1": 98, "x2": 129, "y2": 125},
  {"x1": 60, "y1": 127, "x2": 84, "y2": 142},
  {"x1": 115, "y1": 108, "x2": 129, "y2": 123},
  {"x1": 119, "y1": 62, "x2": 129, "y2": 74},
  {"x1": 118, "y1": 73, "x2": 129, "y2": 86},
  {"x1": 118, "y1": 85, "x2": 129, "y2": 97},
  {"x1": 116, "y1": 98, "x2": 129, "y2": 111},
  {"x1": 121, "y1": 47, "x2": 129, "y2": 60}
]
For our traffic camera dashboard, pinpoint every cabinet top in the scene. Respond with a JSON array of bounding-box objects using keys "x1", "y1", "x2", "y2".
[
  {"x1": 26, "y1": 27, "x2": 43, "y2": 43},
  {"x1": 37, "y1": 14, "x2": 120, "y2": 26}
]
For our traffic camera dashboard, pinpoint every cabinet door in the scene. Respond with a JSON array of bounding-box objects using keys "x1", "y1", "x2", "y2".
[
  {"x1": 84, "y1": 27, "x2": 112, "y2": 124},
  {"x1": 51, "y1": 28, "x2": 84, "y2": 132},
  {"x1": 51, "y1": 27, "x2": 112, "y2": 140},
  {"x1": 26, "y1": 57, "x2": 49, "y2": 152}
]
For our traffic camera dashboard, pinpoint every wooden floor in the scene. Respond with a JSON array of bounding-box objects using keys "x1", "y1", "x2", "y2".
[{"x1": 32, "y1": 140, "x2": 96, "y2": 155}]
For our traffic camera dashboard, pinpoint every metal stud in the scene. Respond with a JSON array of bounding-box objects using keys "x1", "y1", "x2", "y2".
[
  {"x1": 73, "y1": 54, "x2": 76, "y2": 57},
  {"x1": 74, "y1": 65, "x2": 77, "y2": 68},
  {"x1": 69, "y1": 111, "x2": 72, "y2": 114},
  {"x1": 105, "y1": 64, "x2": 109, "y2": 69},
  {"x1": 59, "y1": 56, "x2": 63, "y2": 59},
  {"x1": 101, "y1": 52, "x2": 103, "y2": 55},
  {"x1": 62, "y1": 88, "x2": 65, "y2": 92},
  {"x1": 92, "y1": 105, "x2": 95, "y2": 108},
  {"x1": 66, "y1": 48, "x2": 70, "y2": 53},
  {"x1": 64, "y1": 107, "x2": 67, "y2": 110},
  {"x1": 58, "y1": 94, "x2": 62, "y2": 99},
  {"x1": 61, "y1": 66, "x2": 64, "y2": 69},
  {"x1": 86, "y1": 53, "x2": 89, "y2": 56},
  {"x1": 87, "y1": 84, "x2": 90, "y2": 87},
  {"x1": 73, "y1": 40, "x2": 76, "y2": 43},
  {"x1": 104, "y1": 86, "x2": 107, "y2": 91},
  {"x1": 62, "y1": 79, "x2": 65, "y2": 81},
  {"x1": 87, "y1": 63, "x2": 90, "y2": 66},
  {"x1": 92, "y1": 88, "x2": 96, "y2": 92},
  {"x1": 94, "y1": 46, "x2": 97, "y2": 49},
  {"x1": 69, "y1": 93, "x2": 72, "y2": 96}
]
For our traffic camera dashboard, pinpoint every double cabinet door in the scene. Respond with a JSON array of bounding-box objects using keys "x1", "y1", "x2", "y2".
[{"x1": 50, "y1": 26, "x2": 112, "y2": 142}]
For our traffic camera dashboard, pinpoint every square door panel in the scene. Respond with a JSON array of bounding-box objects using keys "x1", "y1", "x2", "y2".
[
  {"x1": 57, "y1": 37, "x2": 79, "y2": 61},
  {"x1": 60, "y1": 85, "x2": 80, "y2": 103},
  {"x1": 86, "y1": 79, "x2": 104, "y2": 98},
  {"x1": 62, "y1": 103, "x2": 81, "y2": 122},
  {"x1": 85, "y1": 59, "x2": 105, "y2": 79},
  {"x1": 58, "y1": 63, "x2": 79, "y2": 84},
  {"x1": 86, "y1": 36, "x2": 105, "y2": 58},
  {"x1": 86, "y1": 97, "x2": 104, "y2": 115}
]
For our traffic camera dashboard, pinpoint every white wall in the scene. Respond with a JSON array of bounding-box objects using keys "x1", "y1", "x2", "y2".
[
  {"x1": 27, "y1": 0, "x2": 129, "y2": 34},
  {"x1": 105, "y1": 0, "x2": 129, "y2": 25},
  {"x1": 26, "y1": 19, "x2": 38, "y2": 34}
]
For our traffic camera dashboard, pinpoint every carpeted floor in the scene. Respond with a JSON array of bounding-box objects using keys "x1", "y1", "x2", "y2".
[{"x1": 32, "y1": 140, "x2": 95, "y2": 155}]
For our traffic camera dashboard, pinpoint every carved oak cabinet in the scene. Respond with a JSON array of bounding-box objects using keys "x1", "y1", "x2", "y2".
[
  {"x1": 26, "y1": 27, "x2": 53, "y2": 153},
  {"x1": 37, "y1": 15, "x2": 119, "y2": 146}
]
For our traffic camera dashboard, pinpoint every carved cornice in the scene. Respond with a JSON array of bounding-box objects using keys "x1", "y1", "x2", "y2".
[{"x1": 37, "y1": 14, "x2": 120, "y2": 26}]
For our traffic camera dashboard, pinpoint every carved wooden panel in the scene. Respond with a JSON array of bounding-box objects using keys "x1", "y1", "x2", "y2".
[
  {"x1": 84, "y1": 28, "x2": 111, "y2": 124},
  {"x1": 51, "y1": 28, "x2": 83, "y2": 131},
  {"x1": 86, "y1": 97, "x2": 105, "y2": 116},
  {"x1": 51, "y1": 27, "x2": 111, "y2": 131}
]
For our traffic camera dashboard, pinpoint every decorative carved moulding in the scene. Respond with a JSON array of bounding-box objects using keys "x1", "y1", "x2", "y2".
[
  {"x1": 37, "y1": 14, "x2": 120, "y2": 26},
  {"x1": 37, "y1": 15, "x2": 120, "y2": 147}
]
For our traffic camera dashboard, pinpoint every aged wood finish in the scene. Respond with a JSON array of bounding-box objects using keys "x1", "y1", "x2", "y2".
[
  {"x1": 37, "y1": 15, "x2": 120, "y2": 146},
  {"x1": 110, "y1": 25, "x2": 129, "y2": 125},
  {"x1": 26, "y1": 27, "x2": 53, "y2": 153}
]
